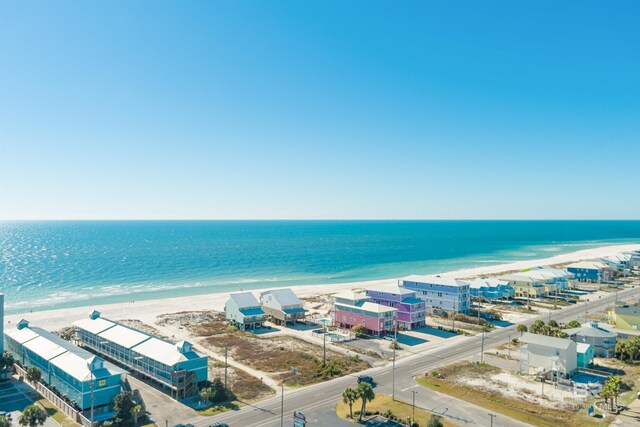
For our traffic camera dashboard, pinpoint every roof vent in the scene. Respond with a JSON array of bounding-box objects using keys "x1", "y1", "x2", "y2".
[
  {"x1": 17, "y1": 319, "x2": 30, "y2": 330},
  {"x1": 89, "y1": 310, "x2": 101, "y2": 320}
]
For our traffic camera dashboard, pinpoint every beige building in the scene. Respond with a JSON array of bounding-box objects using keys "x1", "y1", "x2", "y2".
[
  {"x1": 499, "y1": 274, "x2": 547, "y2": 298},
  {"x1": 520, "y1": 332, "x2": 577, "y2": 379}
]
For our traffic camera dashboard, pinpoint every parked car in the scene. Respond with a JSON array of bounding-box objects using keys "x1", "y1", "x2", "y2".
[
  {"x1": 357, "y1": 375, "x2": 374, "y2": 385},
  {"x1": 210, "y1": 423, "x2": 229, "y2": 427}
]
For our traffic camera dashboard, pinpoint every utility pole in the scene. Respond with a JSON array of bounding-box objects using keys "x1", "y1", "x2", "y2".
[
  {"x1": 477, "y1": 298, "x2": 481, "y2": 325},
  {"x1": 224, "y1": 345, "x2": 228, "y2": 390},
  {"x1": 548, "y1": 309, "x2": 551, "y2": 324},
  {"x1": 480, "y1": 330, "x2": 485, "y2": 364},
  {"x1": 411, "y1": 390, "x2": 418, "y2": 417},
  {"x1": 280, "y1": 382, "x2": 284, "y2": 427},
  {"x1": 488, "y1": 413, "x2": 496, "y2": 427},
  {"x1": 323, "y1": 323, "x2": 327, "y2": 364},
  {"x1": 508, "y1": 334, "x2": 511, "y2": 359},
  {"x1": 392, "y1": 319, "x2": 397, "y2": 400}
]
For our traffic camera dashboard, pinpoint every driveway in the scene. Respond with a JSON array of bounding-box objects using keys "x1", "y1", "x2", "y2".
[{"x1": 127, "y1": 375, "x2": 198, "y2": 426}]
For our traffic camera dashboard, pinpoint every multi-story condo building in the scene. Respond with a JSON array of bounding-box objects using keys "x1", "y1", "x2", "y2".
[
  {"x1": 461, "y1": 278, "x2": 515, "y2": 301},
  {"x1": 498, "y1": 273, "x2": 547, "y2": 298},
  {"x1": 566, "y1": 261, "x2": 610, "y2": 283},
  {"x1": 365, "y1": 285, "x2": 425, "y2": 331},
  {"x1": 4, "y1": 319, "x2": 123, "y2": 421},
  {"x1": 332, "y1": 291, "x2": 397, "y2": 336},
  {"x1": 399, "y1": 275, "x2": 470, "y2": 314},
  {"x1": 74, "y1": 311, "x2": 207, "y2": 400}
]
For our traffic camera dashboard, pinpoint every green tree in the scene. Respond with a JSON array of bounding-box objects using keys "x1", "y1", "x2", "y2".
[
  {"x1": 342, "y1": 387, "x2": 358, "y2": 419},
  {"x1": 567, "y1": 320, "x2": 581, "y2": 329},
  {"x1": 113, "y1": 392, "x2": 135, "y2": 425},
  {"x1": 555, "y1": 330, "x2": 568, "y2": 339},
  {"x1": 131, "y1": 405, "x2": 142, "y2": 426},
  {"x1": 428, "y1": 415, "x2": 444, "y2": 427},
  {"x1": 0, "y1": 415, "x2": 12, "y2": 427},
  {"x1": 25, "y1": 367, "x2": 41, "y2": 384},
  {"x1": 516, "y1": 324, "x2": 528, "y2": 336},
  {"x1": 530, "y1": 320, "x2": 545, "y2": 335},
  {"x1": 0, "y1": 352, "x2": 15, "y2": 370},
  {"x1": 18, "y1": 405, "x2": 46, "y2": 427},
  {"x1": 356, "y1": 382, "x2": 375, "y2": 422},
  {"x1": 352, "y1": 324, "x2": 366, "y2": 338},
  {"x1": 548, "y1": 320, "x2": 559, "y2": 329},
  {"x1": 201, "y1": 378, "x2": 227, "y2": 403},
  {"x1": 616, "y1": 341, "x2": 629, "y2": 361}
]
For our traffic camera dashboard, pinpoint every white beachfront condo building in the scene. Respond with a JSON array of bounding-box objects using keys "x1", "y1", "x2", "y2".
[
  {"x1": 74, "y1": 311, "x2": 208, "y2": 400},
  {"x1": 399, "y1": 275, "x2": 470, "y2": 314}
]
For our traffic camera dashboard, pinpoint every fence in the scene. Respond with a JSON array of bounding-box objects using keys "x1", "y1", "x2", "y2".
[{"x1": 14, "y1": 364, "x2": 99, "y2": 427}]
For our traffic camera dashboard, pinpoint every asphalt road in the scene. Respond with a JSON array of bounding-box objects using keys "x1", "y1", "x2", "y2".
[{"x1": 193, "y1": 286, "x2": 638, "y2": 427}]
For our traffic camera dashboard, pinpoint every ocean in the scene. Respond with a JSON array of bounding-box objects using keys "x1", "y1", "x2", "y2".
[{"x1": 1, "y1": 220, "x2": 639, "y2": 314}]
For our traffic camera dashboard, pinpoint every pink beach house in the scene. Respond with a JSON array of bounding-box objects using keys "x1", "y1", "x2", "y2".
[{"x1": 332, "y1": 291, "x2": 397, "y2": 337}]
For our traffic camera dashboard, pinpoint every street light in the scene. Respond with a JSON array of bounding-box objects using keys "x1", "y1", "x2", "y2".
[
  {"x1": 392, "y1": 318, "x2": 397, "y2": 401},
  {"x1": 411, "y1": 390, "x2": 418, "y2": 417},
  {"x1": 488, "y1": 413, "x2": 497, "y2": 427}
]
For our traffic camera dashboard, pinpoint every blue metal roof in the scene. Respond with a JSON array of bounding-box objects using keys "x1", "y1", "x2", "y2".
[
  {"x1": 402, "y1": 297, "x2": 424, "y2": 304},
  {"x1": 284, "y1": 307, "x2": 306, "y2": 314},
  {"x1": 240, "y1": 308, "x2": 265, "y2": 316}
]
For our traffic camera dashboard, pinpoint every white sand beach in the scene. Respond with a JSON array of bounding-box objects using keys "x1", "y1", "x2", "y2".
[{"x1": 4, "y1": 243, "x2": 639, "y2": 332}]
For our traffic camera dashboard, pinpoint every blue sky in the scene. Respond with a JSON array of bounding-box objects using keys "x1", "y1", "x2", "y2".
[{"x1": 1, "y1": 1, "x2": 639, "y2": 220}]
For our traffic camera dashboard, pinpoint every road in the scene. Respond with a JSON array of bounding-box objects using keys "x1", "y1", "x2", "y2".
[{"x1": 193, "y1": 286, "x2": 638, "y2": 427}]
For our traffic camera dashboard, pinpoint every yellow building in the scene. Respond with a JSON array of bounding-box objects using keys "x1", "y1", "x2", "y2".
[
  {"x1": 611, "y1": 303, "x2": 640, "y2": 331},
  {"x1": 498, "y1": 274, "x2": 547, "y2": 298}
]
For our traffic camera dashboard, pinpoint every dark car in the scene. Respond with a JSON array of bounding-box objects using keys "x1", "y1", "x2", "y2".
[{"x1": 357, "y1": 375, "x2": 374, "y2": 385}]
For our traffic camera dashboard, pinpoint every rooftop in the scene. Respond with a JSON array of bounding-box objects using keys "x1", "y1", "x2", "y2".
[
  {"x1": 462, "y1": 277, "x2": 510, "y2": 289},
  {"x1": 520, "y1": 332, "x2": 575, "y2": 350},
  {"x1": 366, "y1": 284, "x2": 415, "y2": 296},
  {"x1": 73, "y1": 317, "x2": 116, "y2": 335},
  {"x1": 132, "y1": 337, "x2": 204, "y2": 366},
  {"x1": 360, "y1": 302, "x2": 398, "y2": 314},
  {"x1": 564, "y1": 322, "x2": 617, "y2": 339},
  {"x1": 333, "y1": 291, "x2": 369, "y2": 301},
  {"x1": 260, "y1": 288, "x2": 302, "y2": 307},
  {"x1": 566, "y1": 261, "x2": 607, "y2": 270},
  {"x1": 401, "y1": 275, "x2": 464, "y2": 287},
  {"x1": 228, "y1": 292, "x2": 261, "y2": 309},
  {"x1": 577, "y1": 343, "x2": 592, "y2": 354},
  {"x1": 98, "y1": 324, "x2": 150, "y2": 349}
]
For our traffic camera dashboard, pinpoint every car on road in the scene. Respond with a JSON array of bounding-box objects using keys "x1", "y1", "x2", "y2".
[
  {"x1": 210, "y1": 423, "x2": 229, "y2": 427},
  {"x1": 357, "y1": 375, "x2": 374, "y2": 385}
]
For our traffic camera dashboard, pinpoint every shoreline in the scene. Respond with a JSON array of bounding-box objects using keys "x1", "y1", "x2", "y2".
[{"x1": 5, "y1": 243, "x2": 639, "y2": 332}]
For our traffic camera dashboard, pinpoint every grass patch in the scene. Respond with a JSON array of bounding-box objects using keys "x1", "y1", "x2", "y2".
[
  {"x1": 37, "y1": 399, "x2": 80, "y2": 427},
  {"x1": 336, "y1": 394, "x2": 458, "y2": 426},
  {"x1": 204, "y1": 334, "x2": 370, "y2": 387},
  {"x1": 416, "y1": 363, "x2": 613, "y2": 427},
  {"x1": 197, "y1": 401, "x2": 241, "y2": 416}
]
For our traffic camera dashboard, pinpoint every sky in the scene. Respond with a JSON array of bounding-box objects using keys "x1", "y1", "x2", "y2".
[{"x1": 1, "y1": 1, "x2": 639, "y2": 220}]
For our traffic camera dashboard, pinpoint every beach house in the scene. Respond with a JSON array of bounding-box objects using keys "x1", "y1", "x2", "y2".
[
  {"x1": 577, "y1": 343, "x2": 594, "y2": 368},
  {"x1": 74, "y1": 311, "x2": 208, "y2": 400},
  {"x1": 498, "y1": 273, "x2": 547, "y2": 298},
  {"x1": 519, "y1": 333, "x2": 577, "y2": 379},
  {"x1": 4, "y1": 319, "x2": 123, "y2": 421},
  {"x1": 564, "y1": 321, "x2": 617, "y2": 358},
  {"x1": 601, "y1": 253, "x2": 632, "y2": 271},
  {"x1": 399, "y1": 275, "x2": 470, "y2": 314},
  {"x1": 365, "y1": 284, "x2": 426, "y2": 331},
  {"x1": 460, "y1": 278, "x2": 514, "y2": 301},
  {"x1": 260, "y1": 288, "x2": 306, "y2": 325},
  {"x1": 611, "y1": 303, "x2": 640, "y2": 331},
  {"x1": 225, "y1": 292, "x2": 267, "y2": 330},
  {"x1": 566, "y1": 261, "x2": 609, "y2": 283},
  {"x1": 332, "y1": 291, "x2": 397, "y2": 337}
]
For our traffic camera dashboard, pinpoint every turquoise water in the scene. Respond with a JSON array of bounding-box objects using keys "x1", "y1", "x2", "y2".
[{"x1": 1, "y1": 220, "x2": 639, "y2": 314}]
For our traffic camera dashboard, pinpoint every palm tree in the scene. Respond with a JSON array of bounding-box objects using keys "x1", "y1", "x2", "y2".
[
  {"x1": 530, "y1": 320, "x2": 545, "y2": 335},
  {"x1": 131, "y1": 405, "x2": 142, "y2": 426},
  {"x1": 517, "y1": 324, "x2": 527, "y2": 336},
  {"x1": 342, "y1": 387, "x2": 358, "y2": 419},
  {"x1": 357, "y1": 382, "x2": 375, "y2": 422},
  {"x1": 616, "y1": 341, "x2": 629, "y2": 361},
  {"x1": 25, "y1": 367, "x2": 41, "y2": 384},
  {"x1": 18, "y1": 406, "x2": 46, "y2": 427}
]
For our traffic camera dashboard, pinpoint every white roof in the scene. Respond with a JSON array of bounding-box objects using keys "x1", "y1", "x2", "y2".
[
  {"x1": 260, "y1": 288, "x2": 302, "y2": 306},
  {"x1": 498, "y1": 274, "x2": 541, "y2": 283},
  {"x1": 402, "y1": 275, "x2": 464, "y2": 287},
  {"x1": 462, "y1": 278, "x2": 509, "y2": 289},
  {"x1": 333, "y1": 291, "x2": 368, "y2": 300},
  {"x1": 229, "y1": 292, "x2": 260, "y2": 309},
  {"x1": 132, "y1": 337, "x2": 203, "y2": 366},
  {"x1": 577, "y1": 343, "x2": 592, "y2": 354},
  {"x1": 520, "y1": 332, "x2": 574, "y2": 350},
  {"x1": 4, "y1": 327, "x2": 39, "y2": 344},
  {"x1": 73, "y1": 317, "x2": 116, "y2": 335},
  {"x1": 366, "y1": 284, "x2": 415, "y2": 295},
  {"x1": 23, "y1": 336, "x2": 68, "y2": 361},
  {"x1": 566, "y1": 261, "x2": 607, "y2": 270},
  {"x1": 361, "y1": 302, "x2": 398, "y2": 314},
  {"x1": 98, "y1": 324, "x2": 150, "y2": 349}
]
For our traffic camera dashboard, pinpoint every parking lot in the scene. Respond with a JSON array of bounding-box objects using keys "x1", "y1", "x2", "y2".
[{"x1": 0, "y1": 379, "x2": 39, "y2": 413}]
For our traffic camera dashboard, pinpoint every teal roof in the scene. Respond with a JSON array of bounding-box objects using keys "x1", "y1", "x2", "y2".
[
  {"x1": 284, "y1": 307, "x2": 306, "y2": 314},
  {"x1": 240, "y1": 308, "x2": 265, "y2": 316},
  {"x1": 402, "y1": 297, "x2": 423, "y2": 304}
]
